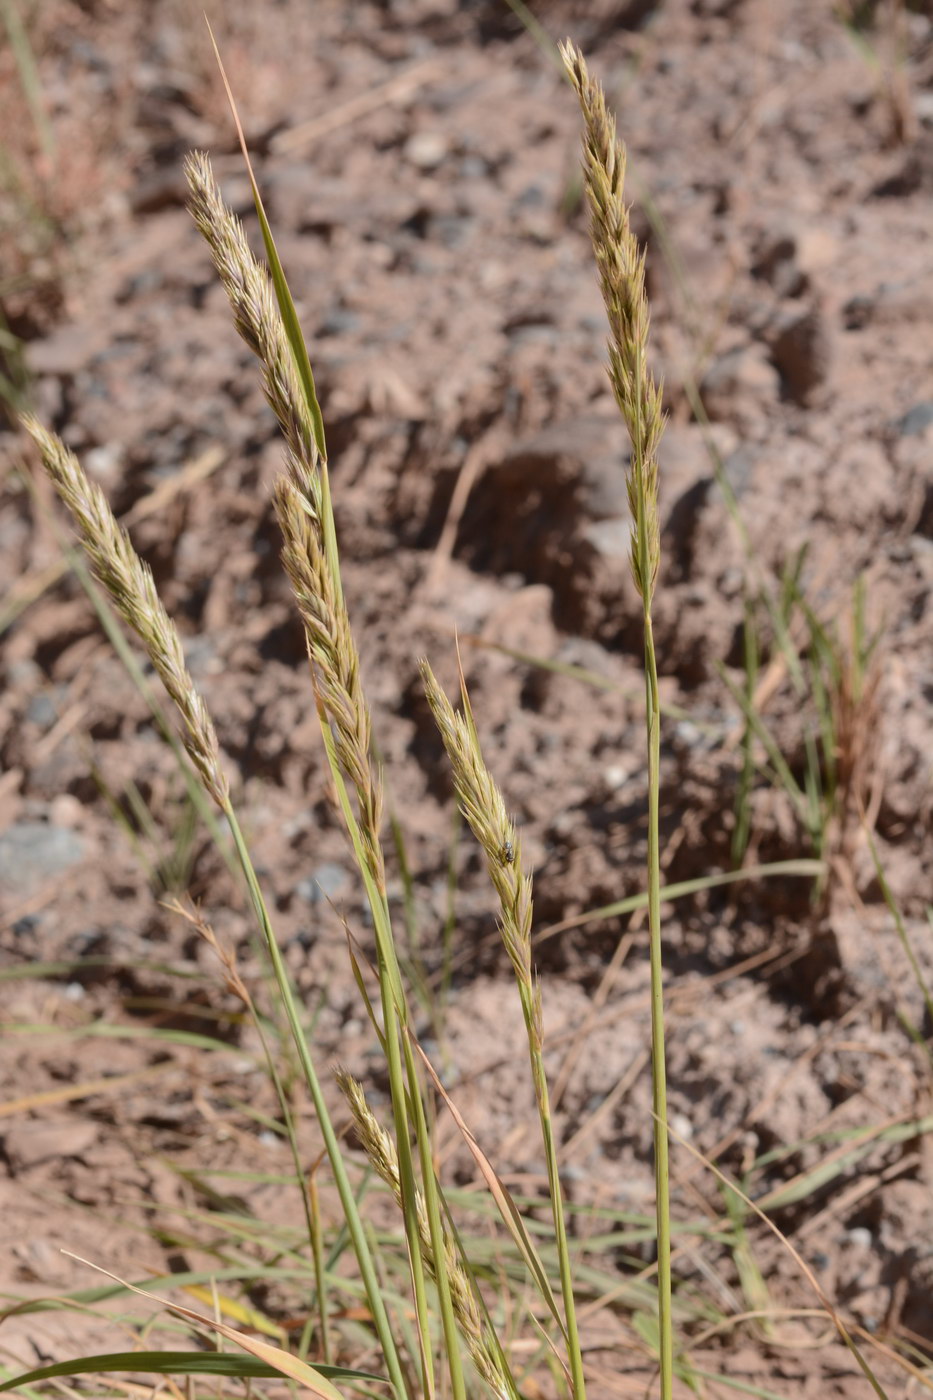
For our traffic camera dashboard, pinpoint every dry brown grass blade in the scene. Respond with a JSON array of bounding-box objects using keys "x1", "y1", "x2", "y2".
[
  {"x1": 412, "y1": 1036, "x2": 570, "y2": 1367},
  {"x1": 60, "y1": 1255, "x2": 348, "y2": 1400},
  {"x1": 0, "y1": 1063, "x2": 175, "y2": 1117},
  {"x1": 426, "y1": 426, "x2": 507, "y2": 593},
  {"x1": 272, "y1": 57, "x2": 443, "y2": 157},
  {"x1": 662, "y1": 1123, "x2": 891, "y2": 1399}
]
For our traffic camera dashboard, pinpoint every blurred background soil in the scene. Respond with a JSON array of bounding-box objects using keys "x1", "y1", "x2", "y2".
[{"x1": 1, "y1": 1, "x2": 932, "y2": 1393}]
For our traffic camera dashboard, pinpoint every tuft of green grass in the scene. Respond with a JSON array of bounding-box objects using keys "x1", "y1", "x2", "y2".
[{"x1": 725, "y1": 565, "x2": 882, "y2": 893}]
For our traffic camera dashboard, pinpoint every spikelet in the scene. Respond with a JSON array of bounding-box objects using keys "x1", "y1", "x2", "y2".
[
  {"x1": 22, "y1": 416, "x2": 228, "y2": 807},
  {"x1": 419, "y1": 660, "x2": 539, "y2": 1047},
  {"x1": 185, "y1": 150, "x2": 321, "y2": 511},
  {"x1": 560, "y1": 41, "x2": 665, "y2": 605},
  {"x1": 274, "y1": 472, "x2": 383, "y2": 886},
  {"x1": 186, "y1": 152, "x2": 384, "y2": 887},
  {"x1": 337, "y1": 1070, "x2": 513, "y2": 1400}
]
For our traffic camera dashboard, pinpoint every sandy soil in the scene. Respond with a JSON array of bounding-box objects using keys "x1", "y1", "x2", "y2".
[{"x1": 1, "y1": 1, "x2": 933, "y2": 1395}]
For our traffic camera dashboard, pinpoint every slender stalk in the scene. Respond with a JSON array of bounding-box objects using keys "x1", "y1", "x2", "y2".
[
  {"x1": 224, "y1": 808, "x2": 410, "y2": 1400},
  {"x1": 420, "y1": 663, "x2": 587, "y2": 1400},
  {"x1": 732, "y1": 599, "x2": 759, "y2": 865},
  {"x1": 560, "y1": 41, "x2": 673, "y2": 1398},
  {"x1": 524, "y1": 991, "x2": 587, "y2": 1400},
  {"x1": 380, "y1": 975, "x2": 436, "y2": 1400},
  {"x1": 334, "y1": 744, "x2": 467, "y2": 1400},
  {"x1": 284, "y1": 510, "x2": 467, "y2": 1400},
  {"x1": 173, "y1": 900, "x2": 326, "y2": 1356},
  {"x1": 307, "y1": 1172, "x2": 331, "y2": 1364},
  {"x1": 643, "y1": 615, "x2": 672, "y2": 1394},
  {"x1": 338, "y1": 1070, "x2": 514, "y2": 1400}
]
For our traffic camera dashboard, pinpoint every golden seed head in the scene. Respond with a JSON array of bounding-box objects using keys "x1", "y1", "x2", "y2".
[
  {"x1": 21, "y1": 414, "x2": 229, "y2": 807},
  {"x1": 560, "y1": 40, "x2": 665, "y2": 604}
]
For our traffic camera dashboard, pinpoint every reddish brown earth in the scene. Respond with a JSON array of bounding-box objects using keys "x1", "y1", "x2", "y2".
[{"x1": 1, "y1": 1, "x2": 933, "y2": 1395}]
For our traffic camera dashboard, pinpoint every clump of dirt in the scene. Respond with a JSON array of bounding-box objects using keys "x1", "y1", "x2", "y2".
[{"x1": 2, "y1": 0, "x2": 932, "y2": 1392}]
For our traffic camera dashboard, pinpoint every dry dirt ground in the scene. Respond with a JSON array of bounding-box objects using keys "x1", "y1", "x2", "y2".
[{"x1": 1, "y1": 1, "x2": 933, "y2": 1396}]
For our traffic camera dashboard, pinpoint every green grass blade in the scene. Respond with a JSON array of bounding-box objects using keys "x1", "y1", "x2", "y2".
[
  {"x1": 536, "y1": 860, "x2": 824, "y2": 942},
  {"x1": 0, "y1": 1353, "x2": 384, "y2": 1392}
]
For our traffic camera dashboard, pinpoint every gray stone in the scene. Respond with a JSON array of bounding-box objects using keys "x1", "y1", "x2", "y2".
[
  {"x1": 583, "y1": 518, "x2": 630, "y2": 560},
  {"x1": 295, "y1": 862, "x2": 348, "y2": 906},
  {"x1": 26, "y1": 693, "x2": 58, "y2": 729},
  {"x1": 896, "y1": 402, "x2": 933, "y2": 438},
  {"x1": 0, "y1": 822, "x2": 85, "y2": 901}
]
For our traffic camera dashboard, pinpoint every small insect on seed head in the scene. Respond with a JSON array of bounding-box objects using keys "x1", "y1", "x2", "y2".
[{"x1": 501, "y1": 839, "x2": 514, "y2": 865}]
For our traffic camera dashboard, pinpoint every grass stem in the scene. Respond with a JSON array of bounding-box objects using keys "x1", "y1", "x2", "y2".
[
  {"x1": 644, "y1": 613, "x2": 672, "y2": 1397},
  {"x1": 561, "y1": 40, "x2": 673, "y2": 1397},
  {"x1": 223, "y1": 807, "x2": 411, "y2": 1400}
]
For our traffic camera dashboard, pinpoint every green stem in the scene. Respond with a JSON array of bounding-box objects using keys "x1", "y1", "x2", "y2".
[
  {"x1": 644, "y1": 614, "x2": 672, "y2": 1400},
  {"x1": 378, "y1": 974, "x2": 436, "y2": 1400},
  {"x1": 369, "y1": 872, "x2": 466, "y2": 1400},
  {"x1": 402, "y1": 1030, "x2": 468, "y2": 1400},
  {"x1": 523, "y1": 990, "x2": 586, "y2": 1400},
  {"x1": 319, "y1": 728, "x2": 465, "y2": 1400},
  {"x1": 224, "y1": 806, "x2": 409, "y2": 1400},
  {"x1": 308, "y1": 1173, "x2": 332, "y2": 1365}
]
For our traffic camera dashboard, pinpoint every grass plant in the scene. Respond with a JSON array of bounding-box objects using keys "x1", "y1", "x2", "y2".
[
  {"x1": 724, "y1": 562, "x2": 882, "y2": 890},
  {"x1": 561, "y1": 40, "x2": 672, "y2": 1399},
  {"x1": 7, "y1": 28, "x2": 924, "y2": 1400},
  {"x1": 14, "y1": 42, "x2": 640, "y2": 1394}
]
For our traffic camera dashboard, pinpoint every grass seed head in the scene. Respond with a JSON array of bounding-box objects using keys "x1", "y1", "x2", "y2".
[
  {"x1": 186, "y1": 151, "x2": 383, "y2": 881},
  {"x1": 419, "y1": 659, "x2": 535, "y2": 1022},
  {"x1": 185, "y1": 150, "x2": 322, "y2": 502},
  {"x1": 560, "y1": 40, "x2": 664, "y2": 604},
  {"x1": 275, "y1": 475, "x2": 384, "y2": 886},
  {"x1": 21, "y1": 415, "x2": 229, "y2": 807},
  {"x1": 336, "y1": 1069, "x2": 514, "y2": 1400}
]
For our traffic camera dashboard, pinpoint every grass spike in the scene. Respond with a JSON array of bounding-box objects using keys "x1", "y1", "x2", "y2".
[
  {"x1": 420, "y1": 658, "x2": 586, "y2": 1400},
  {"x1": 560, "y1": 39, "x2": 673, "y2": 1398},
  {"x1": 20, "y1": 416, "x2": 229, "y2": 808}
]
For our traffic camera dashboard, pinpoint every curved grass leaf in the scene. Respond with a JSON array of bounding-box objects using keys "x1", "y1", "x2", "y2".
[
  {"x1": 0, "y1": 1352, "x2": 384, "y2": 1392},
  {"x1": 59, "y1": 1255, "x2": 355, "y2": 1400}
]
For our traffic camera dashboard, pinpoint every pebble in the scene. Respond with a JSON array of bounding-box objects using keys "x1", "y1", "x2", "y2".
[
  {"x1": 701, "y1": 345, "x2": 781, "y2": 423},
  {"x1": 896, "y1": 402, "x2": 933, "y2": 438},
  {"x1": 26, "y1": 692, "x2": 58, "y2": 729},
  {"x1": 845, "y1": 1227, "x2": 874, "y2": 1250},
  {"x1": 0, "y1": 822, "x2": 86, "y2": 901},
  {"x1": 670, "y1": 1113, "x2": 693, "y2": 1142},
  {"x1": 84, "y1": 441, "x2": 124, "y2": 488},
  {"x1": 404, "y1": 131, "x2": 448, "y2": 172},
  {"x1": 584, "y1": 518, "x2": 631, "y2": 561},
  {"x1": 50, "y1": 794, "x2": 84, "y2": 828},
  {"x1": 295, "y1": 862, "x2": 348, "y2": 905}
]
